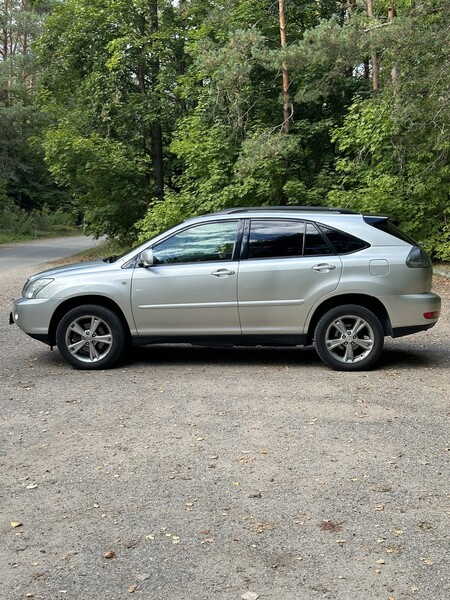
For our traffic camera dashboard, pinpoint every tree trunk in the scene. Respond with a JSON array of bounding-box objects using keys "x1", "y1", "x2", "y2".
[
  {"x1": 149, "y1": 0, "x2": 164, "y2": 201},
  {"x1": 388, "y1": 6, "x2": 399, "y2": 88},
  {"x1": 367, "y1": 0, "x2": 379, "y2": 92},
  {"x1": 278, "y1": 0, "x2": 292, "y2": 133}
]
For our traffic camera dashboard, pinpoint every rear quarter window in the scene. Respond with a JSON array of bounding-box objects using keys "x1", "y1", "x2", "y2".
[
  {"x1": 318, "y1": 224, "x2": 369, "y2": 254},
  {"x1": 365, "y1": 218, "x2": 417, "y2": 245}
]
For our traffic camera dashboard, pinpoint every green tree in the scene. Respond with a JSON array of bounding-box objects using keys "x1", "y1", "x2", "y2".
[
  {"x1": 139, "y1": 1, "x2": 354, "y2": 238},
  {"x1": 330, "y1": 1, "x2": 450, "y2": 258},
  {"x1": 37, "y1": 0, "x2": 189, "y2": 240},
  {"x1": 0, "y1": 0, "x2": 66, "y2": 212}
]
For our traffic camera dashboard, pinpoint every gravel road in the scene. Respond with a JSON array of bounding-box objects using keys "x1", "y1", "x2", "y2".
[
  {"x1": 0, "y1": 236, "x2": 102, "y2": 271},
  {"x1": 1, "y1": 262, "x2": 449, "y2": 600}
]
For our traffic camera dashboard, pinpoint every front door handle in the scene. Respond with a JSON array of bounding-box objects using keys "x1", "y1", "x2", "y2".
[
  {"x1": 211, "y1": 269, "x2": 235, "y2": 277},
  {"x1": 312, "y1": 263, "x2": 337, "y2": 272}
]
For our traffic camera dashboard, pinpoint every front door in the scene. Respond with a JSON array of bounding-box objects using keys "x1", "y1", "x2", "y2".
[{"x1": 131, "y1": 221, "x2": 241, "y2": 335}]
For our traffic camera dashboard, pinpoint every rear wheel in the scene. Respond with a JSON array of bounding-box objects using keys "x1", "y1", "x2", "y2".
[
  {"x1": 314, "y1": 305, "x2": 384, "y2": 371},
  {"x1": 56, "y1": 305, "x2": 126, "y2": 370}
]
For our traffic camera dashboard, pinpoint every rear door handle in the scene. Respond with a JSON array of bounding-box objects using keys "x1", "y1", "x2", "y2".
[
  {"x1": 211, "y1": 269, "x2": 236, "y2": 277},
  {"x1": 312, "y1": 263, "x2": 336, "y2": 272}
]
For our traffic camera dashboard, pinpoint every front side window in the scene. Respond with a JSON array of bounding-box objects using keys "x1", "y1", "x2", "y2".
[
  {"x1": 247, "y1": 220, "x2": 304, "y2": 259},
  {"x1": 152, "y1": 221, "x2": 238, "y2": 264}
]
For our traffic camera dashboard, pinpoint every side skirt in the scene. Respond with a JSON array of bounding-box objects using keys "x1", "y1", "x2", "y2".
[{"x1": 131, "y1": 334, "x2": 310, "y2": 348}]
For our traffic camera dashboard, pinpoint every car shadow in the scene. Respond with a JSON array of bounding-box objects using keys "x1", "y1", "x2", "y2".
[
  {"x1": 122, "y1": 343, "x2": 442, "y2": 371},
  {"x1": 121, "y1": 343, "x2": 321, "y2": 369},
  {"x1": 39, "y1": 342, "x2": 442, "y2": 371},
  {"x1": 378, "y1": 346, "x2": 443, "y2": 370}
]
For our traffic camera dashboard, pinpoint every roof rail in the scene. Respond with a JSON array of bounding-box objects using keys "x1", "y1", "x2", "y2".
[{"x1": 209, "y1": 206, "x2": 358, "y2": 215}]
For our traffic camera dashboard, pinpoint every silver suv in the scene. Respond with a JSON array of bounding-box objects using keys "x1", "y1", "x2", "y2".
[{"x1": 10, "y1": 207, "x2": 441, "y2": 371}]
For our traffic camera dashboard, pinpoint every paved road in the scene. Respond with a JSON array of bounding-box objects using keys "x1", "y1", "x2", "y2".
[
  {"x1": 1, "y1": 264, "x2": 449, "y2": 600},
  {"x1": 0, "y1": 235, "x2": 102, "y2": 272}
]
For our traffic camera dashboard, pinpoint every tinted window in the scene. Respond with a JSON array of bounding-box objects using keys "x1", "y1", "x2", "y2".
[
  {"x1": 318, "y1": 224, "x2": 369, "y2": 254},
  {"x1": 248, "y1": 220, "x2": 304, "y2": 259},
  {"x1": 304, "y1": 223, "x2": 332, "y2": 256},
  {"x1": 366, "y1": 218, "x2": 417, "y2": 244},
  {"x1": 152, "y1": 221, "x2": 238, "y2": 264}
]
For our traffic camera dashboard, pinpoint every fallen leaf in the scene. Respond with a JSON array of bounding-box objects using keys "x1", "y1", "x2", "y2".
[
  {"x1": 373, "y1": 484, "x2": 392, "y2": 493},
  {"x1": 241, "y1": 593, "x2": 259, "y2": 600},
  {"x1": 238, "y1": 455, "x2": 255, "y2": 463},
  {"x1": 319, "y1": 520, "x2": 342, "y2": 532},
  {"x1": 249, "y1": 522, "x2": 275, "y2": 533},
  {"x1": 418, "y1": 522, "x2": 436, "y2": 531}
]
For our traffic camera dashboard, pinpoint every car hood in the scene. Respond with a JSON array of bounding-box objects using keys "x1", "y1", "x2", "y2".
[{"x1": 26, "y1": 260, "x2": 124, "y2": 282}]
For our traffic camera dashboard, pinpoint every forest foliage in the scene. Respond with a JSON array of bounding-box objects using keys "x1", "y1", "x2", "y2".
[{"x1": 1, "y1": 0, "x2": 449, "y2": 258}]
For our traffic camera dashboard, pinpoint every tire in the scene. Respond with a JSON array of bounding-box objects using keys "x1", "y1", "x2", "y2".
[
  {"x1": 56, "y1": 304, "x2": 126, "y2": 370},
  {"x1": 314, "y1": 305, "x2": 384, "y2": 371}
]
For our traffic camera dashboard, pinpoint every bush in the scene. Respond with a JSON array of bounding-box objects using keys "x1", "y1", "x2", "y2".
[{"x1": 0, "y1": 187, "x2": 77, "y2": 242}]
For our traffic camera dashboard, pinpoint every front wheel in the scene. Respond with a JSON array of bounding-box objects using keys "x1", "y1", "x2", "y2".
[
  {"x1": 56, "y1": 305, "x2": 126, "y2": 370},
  {"x1": 314, "y1": 305, "x2": 384, "y2": 371}
]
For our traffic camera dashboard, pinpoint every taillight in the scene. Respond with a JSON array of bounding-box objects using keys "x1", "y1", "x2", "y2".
[
  {"x1": 406, "y1": 246, "x2": 431, "y2": 268},
  {"x1": 423, "y1": 311, "x2": 440, "y2": 319}
]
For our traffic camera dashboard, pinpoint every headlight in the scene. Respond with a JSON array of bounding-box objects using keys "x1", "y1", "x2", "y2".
[{"x1": 23, "y1": 278, "x2": 54, "y2": 299}]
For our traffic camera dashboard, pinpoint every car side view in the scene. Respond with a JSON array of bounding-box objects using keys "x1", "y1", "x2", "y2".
[{"x1": 10, "y1": 207, "x2": 441, "y2": 371}]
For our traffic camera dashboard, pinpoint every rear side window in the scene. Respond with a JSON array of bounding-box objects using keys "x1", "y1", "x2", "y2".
[
  {"x1": 318, "y1": 224, "x2": 369, "y2": 254},
  {"x1": 247, "y1": 220, "x2": 304, "y2": 259},
  {"x1": 304, "y1": 223, "x2": 332, "y2": 256},
  {"x1": 365, "y1": 217, "x2": 417, "y2": 244}
]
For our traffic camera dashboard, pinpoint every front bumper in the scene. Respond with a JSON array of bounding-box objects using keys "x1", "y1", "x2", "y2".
[{"x1": 10, "y1": 297, "x2": 60, "y2": 346}]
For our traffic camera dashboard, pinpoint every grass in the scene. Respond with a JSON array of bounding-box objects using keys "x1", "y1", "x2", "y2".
[
  {"x1": 52, "y1": 239, "x2": 133, "y2": 265},
  {"x1": 0, "y1": 227, "x2": 80, "y2": 245}
]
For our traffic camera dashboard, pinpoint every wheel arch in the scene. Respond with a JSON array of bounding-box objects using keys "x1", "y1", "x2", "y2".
[
  {"x1": 306, "y1": 294, "x2": 392, "y2": 343},
  {"x1": 48, "y1": 296, "x2": 131, "y2": 347}
]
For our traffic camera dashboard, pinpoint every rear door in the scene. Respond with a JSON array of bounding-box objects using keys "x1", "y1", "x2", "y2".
[{"x1": 237, "y1": 219, "x2": 342, "y2": 334}]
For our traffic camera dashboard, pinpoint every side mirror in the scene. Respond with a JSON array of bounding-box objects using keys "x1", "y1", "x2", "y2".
[{"x1": 139, "y1": 248, "x2": 154, "y2": 267}]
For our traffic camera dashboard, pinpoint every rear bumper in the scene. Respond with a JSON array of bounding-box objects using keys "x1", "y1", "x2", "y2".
[
  {"x1": 392, "y1": 322, "x2": 437, "y2": 338},
  {"x1": 382, "y1": 292, "x2": 441, "y2": 333}
]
